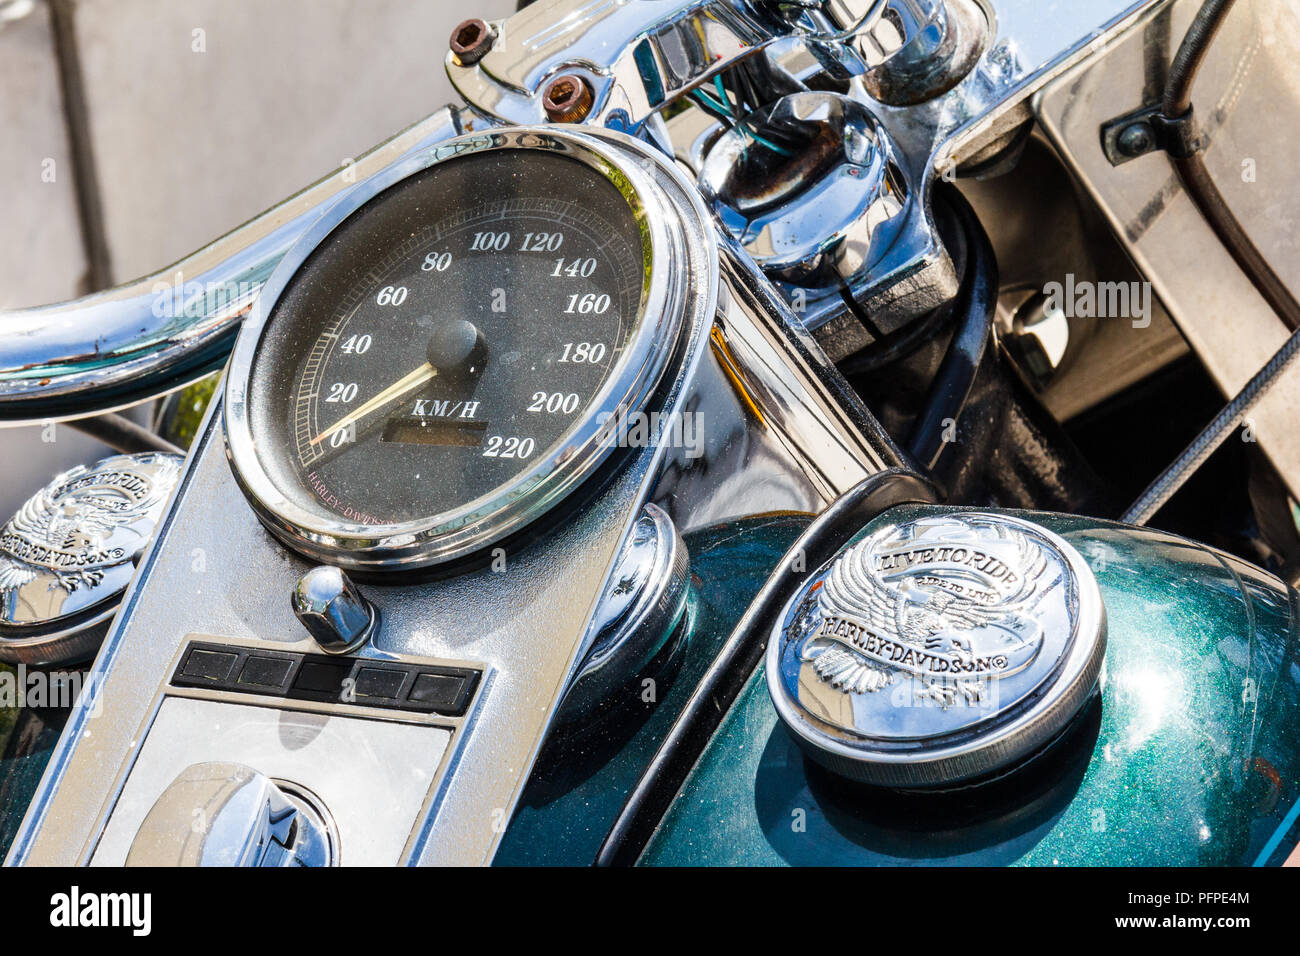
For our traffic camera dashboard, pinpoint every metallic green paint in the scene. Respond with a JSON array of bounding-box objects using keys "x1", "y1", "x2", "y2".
[
  {"x1": 493, "y1": 513, "x2": 810, "y2": 866},
  {"x1": 0, "y1": 665, "x2": 72, "y2": 860},
  {"x1": 639, "y1": 506, "x2": 1300, "y2": 866},
  {"x1": 5, "y1": 506, "x2": 1293, "y2": 866}
]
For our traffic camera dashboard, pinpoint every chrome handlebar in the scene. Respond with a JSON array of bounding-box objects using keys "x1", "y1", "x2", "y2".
[
  {"x1": 0, "y1": 0, "x2": 934, "y2": 424},
  {"x1": 0, "y1": 106, "x2": 474, "y2": 423},
  {"x1": 0, "y1": 0, "x2": 1151, "y2": 424}
]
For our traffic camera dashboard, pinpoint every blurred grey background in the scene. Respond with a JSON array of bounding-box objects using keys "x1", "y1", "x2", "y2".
[{"x1": 0, "y1": 0, "x2": 512, "y2": 517}]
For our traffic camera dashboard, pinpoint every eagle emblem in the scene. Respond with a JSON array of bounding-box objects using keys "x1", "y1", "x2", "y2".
[
  {"x1": 0, "y1": 454, "x2": 181, "y2": 623},
  {"x1": 797, "y1": 514, "x2": 1060, "y2": 709}
]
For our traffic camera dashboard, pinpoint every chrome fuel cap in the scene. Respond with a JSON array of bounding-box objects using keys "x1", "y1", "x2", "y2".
[
  {"x1": 0, "y1": 451, "x2": 183, "y2": 666},
  {"x1": 767, "y1": 509, "x2": 1106, "y2": 789}
]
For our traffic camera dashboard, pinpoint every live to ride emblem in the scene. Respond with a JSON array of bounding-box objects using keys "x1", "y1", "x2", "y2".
[
  {"x1": 0, "y1": 452, "x2": 182, "y2": 665},
  {"x1": 767, "y1": 510, "x2": 1106, "y2": 788}
]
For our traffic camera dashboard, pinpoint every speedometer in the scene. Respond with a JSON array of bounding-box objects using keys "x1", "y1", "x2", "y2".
[{"x1": 225, "y1": 131, "x2": 691, "y2": 569}]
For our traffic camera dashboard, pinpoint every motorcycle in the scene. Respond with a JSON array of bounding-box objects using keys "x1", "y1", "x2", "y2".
[{"x1": 0, "y1": 0, "x2": 1296, "y2": 869}]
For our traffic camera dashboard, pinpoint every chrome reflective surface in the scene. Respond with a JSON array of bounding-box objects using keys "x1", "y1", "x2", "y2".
[
  {"x1": 699, "y1": 91, "x2": 909, "y2": 306},
  {"x1": 7, "y1": 120, "x2": 904, "y2": 866},
  {"x1": 645, "y1": 511, "x2": 1300, "y2": 866},
  {"x1": 0, "y1": 0, "x2": 1207, "y2": 871},
  {"x1": 93, "y1": 697, "x2": 449, "y2": 866},
  {"x1": 768, "y1": 511, "x2": 1105, "y2": 787},
  {"x1": 810, "y1": 0, "x2": 1157, "y2": 355},
  {"x1": 124, "y1": 761, "x2": 337, "y2": 867},
  {"x1": 291, "y1": 566, "x2": 378, "y2": 656},
  {"x1": 445, "y1": 0, "x2": 896, "y2": 130},
  {"x1": 710, "y1": 239, "x2": 900, "y2": 496},
  {"x1": 0, "y1": 452, "x2": 182, "y2": 666},
  {"x1": 0, "y1": 0, "x2": 1155, "y2": 419},
  {"x1": 447, "y1": 0, "x2": 1157, "y2": 360},
  {"x1": 563, "y1": 503, "x2": 690, "y2": 718},
  {"x1": 224, "y1": 128, "x2": 687, "y2": 571},
  {"x1": 856, "y1": 0, "x2": 987, "y2": 106}
]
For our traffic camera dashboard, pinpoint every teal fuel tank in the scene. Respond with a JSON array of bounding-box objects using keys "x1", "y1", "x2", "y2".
[{"x1": 638, "y1": 506, "x2": 1300, "y2": 867}]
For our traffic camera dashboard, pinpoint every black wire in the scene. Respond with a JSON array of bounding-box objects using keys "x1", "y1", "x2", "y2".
[
  {"x1": 1162, "y1": 0, "x2": 1235, "y2": 117},
  {"x1": 1126, "y1": 0, "x2": 1300, "y2": 522},
  {"x1": 1171, "y1": 152, "x2": 1300, "y2": 332},
  {"x1": 690, "y1": 67, "x2": 808, "y2": 155},
  {"x1": 1158, "y1": 0, "x2": 1300, "y2": 331},
  {"x1": 688, "y1": 91, "x2": 734, "y2": 127},
  {"x1": 730, "y1": 64, "x2": 759, "y2": 114},
  {"x1": 1123, "y1": 323, "x2": 1300, "y2": 525},
  {"x1": 906, "y1": 185, "x2": 998, "y2": 470}
]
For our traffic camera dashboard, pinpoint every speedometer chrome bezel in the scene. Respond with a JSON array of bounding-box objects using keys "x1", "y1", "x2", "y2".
[{"x1": 224, "y1": 128, "x2": 692, "y2": 570}]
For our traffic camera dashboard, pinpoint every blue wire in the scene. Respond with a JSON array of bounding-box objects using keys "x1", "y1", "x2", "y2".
[
  {"x1": 712, "y1": 75, "x2": 733, "y2": 115},
  {"x1": 691, "y1": 84, "x2": 794, "y2": 157}
]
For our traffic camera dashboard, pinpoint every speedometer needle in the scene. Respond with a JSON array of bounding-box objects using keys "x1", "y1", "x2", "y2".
[{"x1": 309, "y1": 362, "x2": 439, "y2": 446}]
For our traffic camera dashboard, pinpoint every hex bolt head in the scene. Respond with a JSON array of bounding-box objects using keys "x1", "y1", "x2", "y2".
[
  {"x1": 450, "y1": 18, "x2": 495, "y2": 66},
  {"x1": 543, "y1": 74, "x2": 594, "y2": 123}
]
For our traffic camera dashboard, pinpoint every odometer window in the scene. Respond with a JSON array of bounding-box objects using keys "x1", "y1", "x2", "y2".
[{"x1": 247, "y1": 150, "x2": 651, "y2": 526}]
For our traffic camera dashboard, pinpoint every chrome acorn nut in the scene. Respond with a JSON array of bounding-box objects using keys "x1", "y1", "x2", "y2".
[{"x1": 291, "y1": 566, "x2": 378, "y2": 655}]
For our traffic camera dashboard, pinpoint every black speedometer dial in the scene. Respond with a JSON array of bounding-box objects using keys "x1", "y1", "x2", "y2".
[{"x1": 247, "y1": 149, "x2": 651, "y2": 527}]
